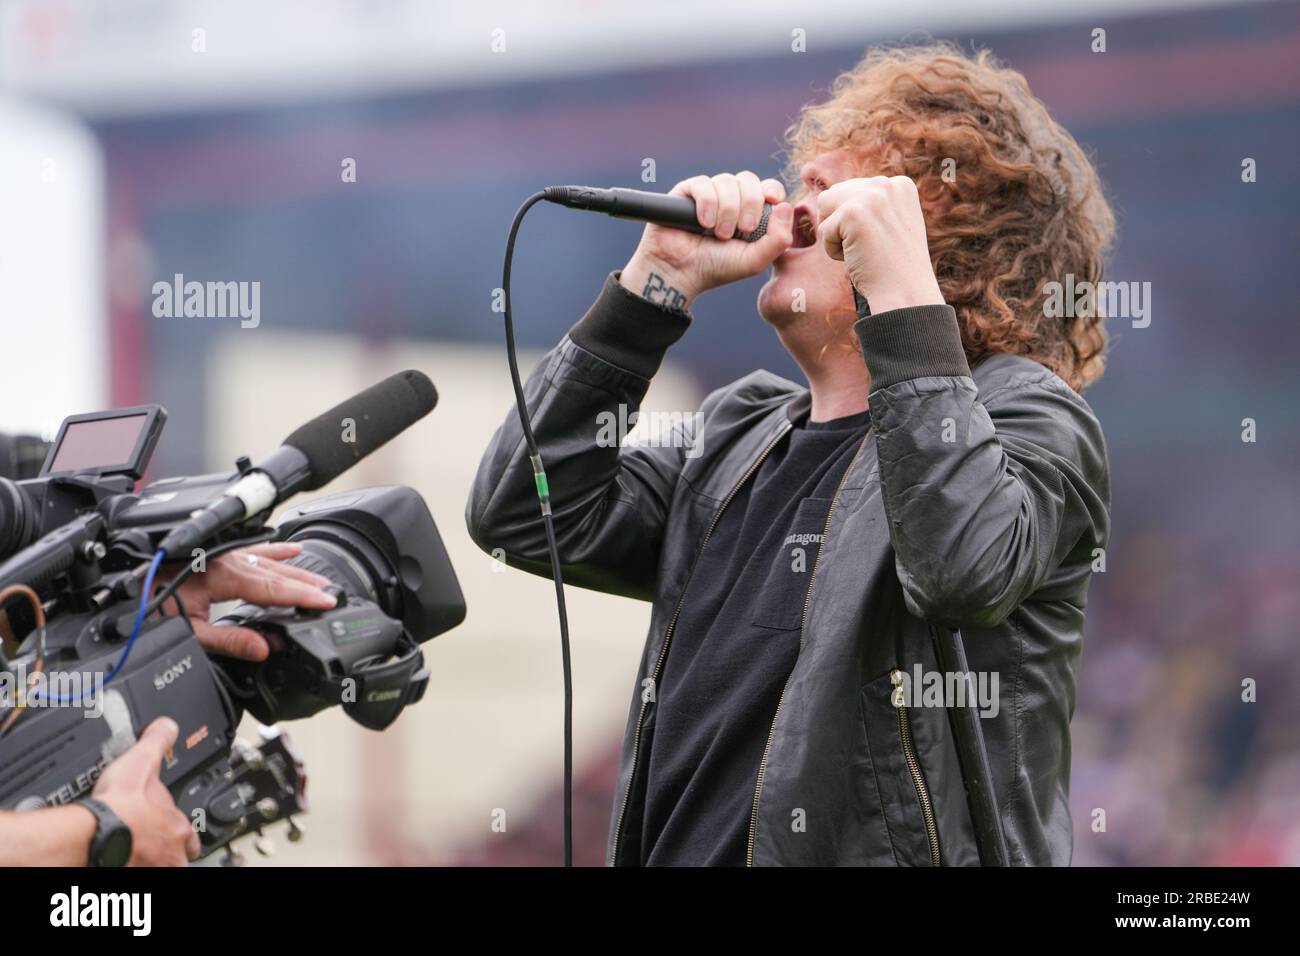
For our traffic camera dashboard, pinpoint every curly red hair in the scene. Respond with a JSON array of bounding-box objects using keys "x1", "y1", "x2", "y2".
[{"x1": 785, "y1": 42, "x2": 1115, "y2": 390}]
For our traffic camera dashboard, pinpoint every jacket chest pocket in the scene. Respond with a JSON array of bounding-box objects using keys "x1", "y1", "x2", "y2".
[{"x1": 750, "y1": 496, "x2": 834, "y2": 632}]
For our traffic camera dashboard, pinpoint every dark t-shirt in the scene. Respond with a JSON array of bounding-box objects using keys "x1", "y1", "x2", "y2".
[{"x1": 640, "y1": 408, "x2": 872, "y2": 866}]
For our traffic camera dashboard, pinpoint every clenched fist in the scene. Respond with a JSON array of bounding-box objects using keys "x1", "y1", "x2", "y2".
[
  {"x1": 620, "y1": 170, "x2": 795, "y2": 310},
  {"x1": 815, "y1": 175, "x2": 944, "y2": 315}
]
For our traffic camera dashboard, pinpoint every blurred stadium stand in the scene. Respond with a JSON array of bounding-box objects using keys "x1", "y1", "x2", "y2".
[{"x1": 1, "y1": 0, "x2": 1297, "y2": 865}]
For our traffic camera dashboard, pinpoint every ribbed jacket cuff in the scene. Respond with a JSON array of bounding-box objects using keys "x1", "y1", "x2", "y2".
[
  {"x1": 854, "y1": 303, "x2": 972, "y2": 391},
  {"x1": 566, "y1": 272, "x2": 692, "y2": 379}
]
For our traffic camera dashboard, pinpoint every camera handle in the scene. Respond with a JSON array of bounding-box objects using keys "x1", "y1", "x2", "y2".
[{"x1": 325, "y1": 637, "x2": 429, "y2": 731}]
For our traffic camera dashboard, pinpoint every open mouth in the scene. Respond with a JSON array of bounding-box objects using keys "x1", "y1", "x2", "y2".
[{"x1": 791, "y1": 206, "x2": 817, "y2": 249}]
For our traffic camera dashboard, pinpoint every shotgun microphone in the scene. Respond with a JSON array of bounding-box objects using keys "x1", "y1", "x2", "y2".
[
  {"x1": 157, "y1": 370, "x2": 437, "y2": 557},
  {"x1": 542, "y1": 185, "x2": 774, "y2": 242}
]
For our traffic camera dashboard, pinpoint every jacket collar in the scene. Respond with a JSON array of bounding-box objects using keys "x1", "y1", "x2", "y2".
[{"x1": 782, "y1": 390, "x2": 813, "y2": 426}]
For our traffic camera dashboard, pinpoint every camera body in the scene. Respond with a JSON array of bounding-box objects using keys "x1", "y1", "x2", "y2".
[
  {"x1": 0, "y1": 403, "x2": 465, "y2": 856},
  {"x1": 0, "y1": 612, "x2": 232, "y2": 810}
]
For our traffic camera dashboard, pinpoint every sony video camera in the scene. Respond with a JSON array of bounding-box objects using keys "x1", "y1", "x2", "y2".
[{"x1": 0, "y1": 372, "x2": 465, "y2": 858}]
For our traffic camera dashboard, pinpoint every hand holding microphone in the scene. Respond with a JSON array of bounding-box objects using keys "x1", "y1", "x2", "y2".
[
  {"x1": 614, "y1": 171, "x2": 795, "y2": 310},
  {"x1": 545, "y1": 172, "x2": 947, "y2": 317}
]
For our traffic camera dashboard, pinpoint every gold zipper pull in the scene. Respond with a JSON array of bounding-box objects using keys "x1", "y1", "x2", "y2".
[{"x1": 890, "y1": 668, "x2": 905, "y2": 708}]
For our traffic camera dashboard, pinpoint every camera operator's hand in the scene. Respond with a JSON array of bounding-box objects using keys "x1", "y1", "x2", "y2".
[
  {"x1": 620, "y1": 171, "x2": 795, "y2": 310},
  {"x1": 91, "y1": 717, "x2": 200, "y2": 866},
  {"x1": 162, "y1": 542, "x2": 335, "y2": 661}
]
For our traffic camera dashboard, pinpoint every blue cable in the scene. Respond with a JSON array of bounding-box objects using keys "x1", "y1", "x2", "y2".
[{"x1": 32, "y1": 550, "x2": 166, "y2": 707}]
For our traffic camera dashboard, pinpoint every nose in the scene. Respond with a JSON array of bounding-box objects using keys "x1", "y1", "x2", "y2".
[{"x1": 799, "y1": 160, "x2": 822, "y2": 193}]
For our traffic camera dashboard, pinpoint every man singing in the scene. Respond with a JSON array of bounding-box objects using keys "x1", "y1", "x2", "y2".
[{"x1": 468, "y1": 42, "x2": 1113, "y2": 866}]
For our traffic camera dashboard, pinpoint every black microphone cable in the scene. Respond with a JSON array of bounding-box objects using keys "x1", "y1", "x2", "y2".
[
  {"x1": 500, "y1": 186, "x2": 766, "y2": 866},
  {"x1": 501, "y1": 191, "x2": 575, "y2": 867}
]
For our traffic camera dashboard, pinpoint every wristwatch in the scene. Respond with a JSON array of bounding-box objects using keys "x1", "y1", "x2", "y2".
[{"x1": 77, "y1": 797, "x2": 133, "y2": 867}]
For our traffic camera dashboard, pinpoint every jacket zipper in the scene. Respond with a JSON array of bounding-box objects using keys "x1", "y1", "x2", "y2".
[
  {"x1": 608, "y1": 421, "x2": 792, "y2": 864},
  {"x1": 891, "y1": 668, "x2": 942, "y2": 866},
  {"x1": 746, "y1": 432, "x2": 871, "y2": 866}
]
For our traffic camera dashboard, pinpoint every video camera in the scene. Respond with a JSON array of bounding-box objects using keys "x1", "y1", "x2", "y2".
[{"x1": 0, "y1": 371, "x2": 465, "y2": 858}]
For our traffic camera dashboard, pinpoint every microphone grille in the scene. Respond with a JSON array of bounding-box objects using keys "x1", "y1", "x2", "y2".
[{"x1": 285, "y1": 370, "x2": 437, "y2": 490}]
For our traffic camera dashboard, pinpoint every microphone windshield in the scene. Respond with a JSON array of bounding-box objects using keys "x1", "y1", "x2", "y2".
[{"x1": 283, "y1": 370, "x2": 437, "y2": 490}]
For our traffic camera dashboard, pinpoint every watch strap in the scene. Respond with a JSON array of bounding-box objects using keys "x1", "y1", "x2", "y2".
[{"x1": 78, "y1": 797, "x2": 132, "y2": 867}]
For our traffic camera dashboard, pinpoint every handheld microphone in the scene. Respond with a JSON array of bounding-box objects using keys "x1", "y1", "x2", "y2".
[
  {"x1": 157, "y1": 370, "x2": 437, "y2": 557},
  {"x1": 543, "y1": 185, "x2": 774, "y2": 242}
]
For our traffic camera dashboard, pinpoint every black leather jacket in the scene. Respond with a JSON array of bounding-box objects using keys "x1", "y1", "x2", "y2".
[{"x1": 467, "y1": 274, "x2": 1110, "y2": 866}]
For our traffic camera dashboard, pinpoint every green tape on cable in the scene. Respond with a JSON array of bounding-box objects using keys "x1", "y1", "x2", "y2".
[{"x1": 529, "y1": 453, "x2": 550, "y2": 501}]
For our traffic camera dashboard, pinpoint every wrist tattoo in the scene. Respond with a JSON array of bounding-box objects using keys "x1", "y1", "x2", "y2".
[{"x1": 642, "y1": 271, "x2": 688, "y2": 311}]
